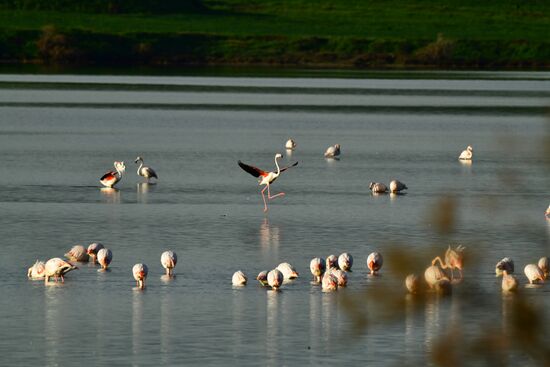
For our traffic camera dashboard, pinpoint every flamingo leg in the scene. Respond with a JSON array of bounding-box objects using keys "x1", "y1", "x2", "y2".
[
  {"x1": 261, "y1": 186, "x2": 269, "y2": 212},
  {"x1": 61, "y1": 275, "x2": 65, "y2": 283},
  {"x1": 266, "y1": 184, "x2": 285, "y2": 200}
]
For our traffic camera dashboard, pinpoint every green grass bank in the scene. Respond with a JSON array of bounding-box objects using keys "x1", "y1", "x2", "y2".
[{"x1": 0, "y1": 0, "x2": 549, "y2": 69}]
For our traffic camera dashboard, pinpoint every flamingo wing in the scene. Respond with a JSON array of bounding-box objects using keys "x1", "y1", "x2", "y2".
[
  {"x1": 238, "y1": 161, "x2": 267, "y2": 178},
  {"x1": 279, "y1": 161, "x2": 298, "y2": 173},
  {"x1": 100, "y1": 171, "x2": 117, "y2": 181}
]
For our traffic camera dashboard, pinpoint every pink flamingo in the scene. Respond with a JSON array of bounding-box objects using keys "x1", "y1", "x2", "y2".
[
  {"x1": 160, "y1": 251, "x2": 177, "y2": 276},
  {"x1": 133, "y1": 263, "x2": 148, "y2": 289},
  {"x1": 232, "y1": 270, "x2": 247, "y2": 286},
  {"x1": 367, "y1": 252, "x2": 383, "y2": 275},
  {"x1": 267, "y1": 269, "x2": 284, "y2": 290},
  {"x1": 87, "y1": 243, "x2": 104, "y2": 264},
  {"x1": 97, "y1": 248, "x2": 112, "y2": 270},
  {"x1": 100, "y1": 161, "x2": 125, "y2": 188},
  {"x1": 431, "y1": 245, "x2": 465, "y2": 280},
  {"x1": 44, "y1": 258, "x2": 77, "y2": 284},
  {"x1": 27, "y1": 260, "x2": 46, "y2": 279},
  {"x1": 65, "y1": 245, "x2": 89, "y2": 262},
  {"x1": 238, "y1": 153, "x2": 298, "y2": 212}
]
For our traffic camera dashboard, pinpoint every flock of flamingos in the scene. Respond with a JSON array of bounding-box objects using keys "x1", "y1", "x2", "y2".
[{"x1": 26, "y1": 140, "x2": 550, "y2": 294}]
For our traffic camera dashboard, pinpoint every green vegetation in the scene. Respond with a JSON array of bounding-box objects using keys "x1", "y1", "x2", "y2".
[{"x1": 0, "y1": 0, "x2": 549, "y2": 68}]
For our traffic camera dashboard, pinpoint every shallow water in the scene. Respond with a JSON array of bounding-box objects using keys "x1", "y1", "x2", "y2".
[{"x1": 0, "y1": 72, "x2": 549, "y2": 366}]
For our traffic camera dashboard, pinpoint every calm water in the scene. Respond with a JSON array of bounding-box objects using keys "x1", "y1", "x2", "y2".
[{"x1": 0, "y1": 71, "x2": 549, "y2": 366}]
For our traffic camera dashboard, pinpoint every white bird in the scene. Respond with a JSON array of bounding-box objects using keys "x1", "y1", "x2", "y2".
[
  {"x1": 458, "y1": 145, "x2": 473, "y2": 160},
  {"x1": 495, "y1": 257, "x2": 514, "y2": 276},
  {"x1": 257, "y1": 270, "x2": 269, "y2": 286},
  {"x1": 367, "y1": 252, "x2": 383, "y2": 275},
  {"x1": 321, "y1": 272, "x2": 338, "y2": 291},
  {"x1": 389, "y1": 180, "x2": 408, "y2": 194},
  {"x1": 285, "y1": 138, "x2": 297, "y2": 150},
  {"x1": 324, "y1": 144, "x2": 341, "y2": 158},
  {"x1": 326, "y1": 254, "x2": 338, "y2": 270},
  {"x1": 310, "y1": 257, "x2": 326, "y2": 283},
  {"x1": 134, "y1": 156, "x2": 158, "y2": 183},
  {"x1": 369, "y1": 182, "x2": 388, "y2": 194},
  {"x1": 524, "y1": 264, "x2": 545, "y2": 284},
  {"x1": 546, "y1": 204, "x2": 550, "y2": 218},
  {"x1": 502, "y1": 271, "x2": 518, "y2": 292},
  {"x1": 267, "y1": 269, "x2": 284, "y2": 290},
  {"x1": 100, "y1": 161, "x2": 126, "y2": 188},
  {"x1": 424, "y1": 264, "x2": 451, "y2": 293},
  {"x1": 232, "y1": 270, "x2": 247, "y2": 286},
  {"x1": 276, "y1": 262, "x2": 299, "y2": 279},
  {"x1": 405, "y1": 274, "x2": 420, "y2": 294},
  {"x1": 27, "y1": 260, "x2": 46, "y2": 279},
  {"x1": 44, "y1": 258, "x2": 77, "y2": 284},
  {"x1": 160, "y1": 251, "x2": 177, "y2": 276},
  {"x1": 338, "y1": 253, "x2": 353, "y2": 272},
  {"x1": 87, "y1": 243, "x2": 104, "y2": 264},
  {"x1": 330, "y1": 268, "x2": 348, "y2": 287},
  {"x1": 238, "y1": 153, "x2": 298, "y2": 212},
  {"x1": 65, "y1": 245, "x2": 89, "y2": 262},
  {"x1": 133, "y1": 263, "x2": 148, "y2": 289},
  {"x1": 538, "y1": 257, "x2": 549, "y2": 277},
  {"x1": 97, "y1": 248, "x2": 112, "y2": 270}
]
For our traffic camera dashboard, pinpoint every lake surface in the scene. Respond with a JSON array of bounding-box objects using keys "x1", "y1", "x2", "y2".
[{"x1": 0, "y1": 71, "x2": 549, "y2": 366}]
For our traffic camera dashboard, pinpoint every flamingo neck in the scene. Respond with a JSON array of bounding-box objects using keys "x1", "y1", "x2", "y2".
[
  {"x1": 274, "y1": 156, "x2": 281, "y2": 176},
  {"x1": 116, "y1": 166, "x2": 124, "y2": 177},
  {"x1": 137, "y1": 161, "x2": 143, "y2": 175}
]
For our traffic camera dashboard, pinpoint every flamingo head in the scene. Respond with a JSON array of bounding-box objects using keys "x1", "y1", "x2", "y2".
[
  {"x1": 275, "y1": 153, "x2": 283, "y2": 159},
  {"x1": 134, "y1": 156, "x2": 143, "y2": 164},
  {"x1": 467, "y1": 145, "x2": 473, "y2": 152},
  {"x1": 368, "y1": 182, "x2": 375, "y2": 190},
  {"x1": 114, "y1": 161, "x2": 125, "y2": 173}
]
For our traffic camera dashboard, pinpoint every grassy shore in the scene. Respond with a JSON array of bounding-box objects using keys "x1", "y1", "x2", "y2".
[{"x1": 0, "y1": 0, "x2": 549, "y2": 69}]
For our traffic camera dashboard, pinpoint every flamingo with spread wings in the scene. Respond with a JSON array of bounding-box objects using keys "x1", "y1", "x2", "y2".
[{"x1": 238, "y1": 153, "x2": 298, "y2": 212}]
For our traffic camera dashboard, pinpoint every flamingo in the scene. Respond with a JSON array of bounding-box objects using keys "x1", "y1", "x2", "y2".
[
  {"x1": 459, "y1": 146, "x2": 473, "y2": 160},
  {"x1": 338, "y1": 253, "x2": 353, "y2": 272},
  {"x1": 324, "y1": 144, "x2": 341, "y2": 158},
  {"x1": 133, "y1": 263, "x2": 148, "y2": 289},
  {"x1": 367, "y1": 252, "x2": 383, "y2": 275},
  {"x1": 330, "y1": 268, "x2": 348, "y2": 287},
  {"x1": 135, "y1": 156, "x2": 158, "y2": 183},
  {"x1": 87, "y1": 243, "x2": 104, "y2": 264},
  {"x1": 524, "y1": 264, "x2": 545, "y2": 284},
  {"x1": 538, "y1": 257, "x2": 549, "y2": 277},
  {"x1": 27, "y1": 260, "x2": 46, "y2": 279},
  {"x1": 232, "y1": 270, "x2": 247, "y2": 286},
  {"x1": 160, "y1": 251, "x2": 177, "y2": 276},
  {"x1": 276, "y1": 262, "x2": 299, "y2": 280},
  {"x1": 321, "y1": 272, "x2": 338, "y2": 291},
  {"x1": 405, "y1": 274, "x2": 420, "y2": 294},
  {"x1": 389, "y1": 180, "x2": 408, "y2": 194},
  {"x1": 546, "y1": 204, "x2": 550, "y2": 218},
  {"x1": 97, "y1": 248, "x2": 112, "y2": 270},
  {"x1": 285, "y1": 139, "x2": 297, "y2": 150},
  {"x1": 44, "y1": 258, "x2": 77, "y2": 284},
  {"x1": 257, "y1": 270, "x2": 269, "y2": 286},
  {"x1": 501, "y1": 271, "x2": 518, "y2": 292},
  {"x1": 65, "y1": 245, "x2": 89, "y2": 262},
  {"x1": 326, "y1": 255, "x2": 338, "y2": 270},
  {"x1": 495, "y1": 257, "x2": 514, "y2": 276},
  {"x1": 100, "y1": 161, "x2": 125, "y2": 188},
  {"x1": 267, "y1": 269, "x2": 284, "y2": 290},
  {"x1": 431, "y1": 245, "x2": 465, "y2": 281},
  {"x1": 369, "y1": 182, "x2": 388, "y2": 194},
  {"x1": 238, "y1": 153, "x2": 298, "y2": 212},
  {"x1": 424, "y1": 264, "x2": 450, "y2": 293},
  {"x1": 310, "y1": 257, "x2": 326, "y2": 283}
]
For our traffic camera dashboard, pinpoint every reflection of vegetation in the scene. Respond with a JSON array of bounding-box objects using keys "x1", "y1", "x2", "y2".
[{"x1": 0, "y1": 0, "x2": 549, "y2": 67}]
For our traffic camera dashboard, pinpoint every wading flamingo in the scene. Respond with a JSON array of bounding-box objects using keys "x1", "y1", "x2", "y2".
[
  {"x1": 538, "y1": 257, "x2": 549, "y2": 277},
  {"x1": 524, "y1": 264, "x2": 545, "y2": 284},
  {"x1": 405, "y1": 274, "x2": 420, "y2": 294},
  {"x1": 326, "y1": 255, "x2": 338, "y2": 270},
  {"x1": 389, "y1": 180, "x2": 408, "y2": 194},
  {"x1": 160, "y1": 251, "x2": 177, "y2": 276},
  {"x1": 338, "y1": 253, "x2": 353, "y2": 271},
  {"x1": 97, "y1": 248, "x2": 112, "y2": 270},
  {"x1": 232, "y1": 270, "x2": 247, "y2": 286},
  {"x1": 87, "y1": 243, "x2": 104, "y2": 264},
  {"x1": 285, "y1": 139, "x2": 297, "y2": 150},
  {"x1": 367, "y1": 252, "x2": 383, "y2": 275},
  {"x1": 330, "y1": 268, "x2": 348, "y2": 287},
  {"x1": 424, "y1": 264, "x2": 451, "y2": 294},
  {"x1": 495, "y1": 257, "x2": 514, "y2": 276},
  {"x1": 133, "y1": 263, "x2": 148, "y2": 289},
  {"x1": 276, "y1": 262, "x2": 299, "y2": 280},
  {"x1": 257, "y1": 271, "x2": 269, "y2": 286},
  {"x1": 27, "y1": 260, "x2": 46, "y2": 279},
  {"x1": 459, "y1": 146, "x2": 473, "y2": 160},
  {"x1": 322, "y1": 272, "x2": 338, "y2": 291},
  {"x1": 431, "y1": 245, "x2": 465, "y2": 281},
  {"x1": 546, "y1": 205, "x2": 550, "y2": 218},
  {"x1": 501, "y1": 271, "x2": 518, "y2": 292},
  {"x1": 238, "y1": 154, "x2": 298, "y2": 212},
  {"x1": 267, "y1": 269, "x2": 284, "y2": 290},
  {"x1": 324, "y1": 144, "x2": 341, "y2": 158},
  {"x1": 369, "y1": 182, "x2": 388, "y2": 194},
  {"x1": 135, "y1": 156, "x2": 158, "y2": 183},
  {"x1": 65, "y1": 245, "x2": 89, "y2": 262},
  {"x1": 100, "y1": 161, "x2": 125, "y2": 188},
  {"x1": 310, "y1": 257, "x2": 326, "y2": 283},
  {"x1": 44, "y1": 258, "x2": 77, "y2": 284}
]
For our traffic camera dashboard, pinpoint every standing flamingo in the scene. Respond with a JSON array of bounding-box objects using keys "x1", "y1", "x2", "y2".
[
  {"x1": 431, "y1": 245, "x2": 465, "y2": 281},
  {"x1": 326, "y1": 255, "x2": 338, "y2": 270},
  {"x1": 501, "y1": 271, "x2": 518, "y2": 292},
  {"x1": 495, "y1": 257, "x2": 514, "y2": 276},
  {"x1": 133, "y1": 263, "x2": 148, "y2": 289},
  {"x1": 524, "y1": 264, "x2": 545, "y2": 284},
  {"x1": 369, "y1": 182, "x2": 388, "y2": 194},
  {"x1": 389, "y1": 180, "x2": 408, "y2": 194},
  {"x1": 276, "y1": 262, "x2": 299, "y2": 280},
  {"x1": 310, "y1": 257, "x2": 326, "y2": 283},
  {"x1": 232, "y1": 270, "x2": 247, "y2": 286},
  {"x1": 321, "y1": 272, "x2": 338, "y2": 291},
  {"x1": 257, "y1": 270, "x2": 269, "y2": 286},
  {"x1": 160, "y1": 251, "x2": 177, "y2": 276},
  {"x1": 97, "y1": 248, "x2": 112, "y2": 270},
  {"x1": 27, "y1": 260, "x2": 46, "y2": 279},
  {"x1": 538, "y1": 257, "x2": 549, "y2": 277},
  {"x1": 459, "y1": 146, "x2": 473, "y2": 160},
  {"x1": 324, "y1": 144, "x2": 341, "y2": 158},
  {"x1": 267, "y1": 269, "x2": 284, "y2": 290},
  {"x1": 367, "y1": 252, "x2": 383, "y2": 275},
  {"x1": 338, "y1": 253, "x2": 353, "y2": 271},
  {"x1": 135, "y1": 156, "x2": 158, "y2": 183},
  {"x1": 65, "y1": 245, "x2": 89, "y2": 262},
  {"x1": 238, "y1": 153, "x2": 298, "y2": 212},
  {"x1": 545, "y1": 204, "x2": 550, "y2": 218},
  {"x1": 87, "y1": 243, "x2": 104, "y2": 264},
  {"x1": 44, "y1": 258, "x2": 77, "y2": 284},
  {"x1": 405, "y1": 274, "x2": 420, "y2": 294},
  {"x1": 285, "y1": 139, "x2": 297, "y2": 150},
  {"x1": 100, "y1": 161, "x2": 126, "y2": 188}
]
